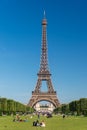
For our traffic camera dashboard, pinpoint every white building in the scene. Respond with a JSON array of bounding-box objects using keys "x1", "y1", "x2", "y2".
[{"x1": 34, "y1": 103, "x2": 55, "y2": 113}]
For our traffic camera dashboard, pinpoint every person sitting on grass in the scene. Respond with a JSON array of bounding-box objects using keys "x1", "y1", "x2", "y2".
[
  {"x1": 40, "y1": 120, "x2": 46, "y2": 127},
  {"x1": 33, "y1": 120, "x2": 40, "y2": 126}
]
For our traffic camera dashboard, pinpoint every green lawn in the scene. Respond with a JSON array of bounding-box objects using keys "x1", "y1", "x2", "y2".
[{"x1": 0, "y1": 115, "x2": 87, "y2": 130}]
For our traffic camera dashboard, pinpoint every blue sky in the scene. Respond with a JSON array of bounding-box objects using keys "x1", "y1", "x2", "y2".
[{"x1": 0, "y1": 0, "x2": 87, "y2": 104}]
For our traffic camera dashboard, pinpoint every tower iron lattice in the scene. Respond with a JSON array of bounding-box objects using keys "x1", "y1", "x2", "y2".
[{"x1": 28, "y1": 12, "x2": 60, "y2": 108}]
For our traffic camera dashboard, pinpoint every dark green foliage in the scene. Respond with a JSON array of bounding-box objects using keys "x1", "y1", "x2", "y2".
[
  {"x1": 54, "y1": 107, "x2": 61, "y2": 114},
  {"x1": 83, "y1": 109, "x2": 87, "y2": 116},
  {"x1": 7, "y1": 100, "x2": 16, "y2": 115},
  {"x1": 75, "y1": 100, "x2": 81, "y2": 115},
  {"x1": 80, "y1": 98, "x2": 87, "y2": 112},
  {"x1": 54, "y1": 98, "x2": 87, "y2": 116},
  {"x1": 0, "y1": 98, "x2": 7, "y2": 114},
  {"x1": 61, "y1": 104, "x2": 69, "y2": 114},
  {"x1": 0, "y1": 97, "x2": 34, "y2": 115},
  {"x1": 69, "y1": 101, "x2": 77, "y2": 112}
]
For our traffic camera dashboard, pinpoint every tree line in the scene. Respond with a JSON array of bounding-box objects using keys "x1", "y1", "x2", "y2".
[
  {"x1": 54, "y1": 98, "x2": 87, "y2": 116},
  {"x1": 0, "y1": 98, "x2": 34, "y2": 115}
]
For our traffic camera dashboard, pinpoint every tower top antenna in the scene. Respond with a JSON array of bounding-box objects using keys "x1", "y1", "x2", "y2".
[
  {"x1": 44, "y1": 10, "x2": 46, "y2": 18},
  {"x1": 42, "y1": 10, "x2": 47, "y2": 25}
]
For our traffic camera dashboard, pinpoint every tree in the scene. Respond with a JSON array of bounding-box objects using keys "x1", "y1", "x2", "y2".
[
  {"x1": 69, "y1": 101, "x2": 77, "y2": 115},
  {"x1": 7, "y1": 100, "x2": 15, "y2": 115},
  {"x1": 80, "y1": 98, "x2": 87, "y2": 114},
  {"x1": 61, "y1": 104, "x2": 69, "y2": 114},
  {"x1": 0, "y1": 98, "x2": 7, "y2": 115}
]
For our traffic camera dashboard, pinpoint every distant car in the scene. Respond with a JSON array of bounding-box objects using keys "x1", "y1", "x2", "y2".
[{"x1": 46, "y1": 113, "x2": 52, "y2": 118}]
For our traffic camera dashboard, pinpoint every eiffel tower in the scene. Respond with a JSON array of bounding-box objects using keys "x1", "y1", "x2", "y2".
[{"x1": 28, "y1": 12, "x2": 60, "y2": 108}]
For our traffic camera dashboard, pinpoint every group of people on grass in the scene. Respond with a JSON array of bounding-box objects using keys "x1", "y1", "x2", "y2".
[
  {"x1": 13, "y1": 114, "x2": 28, "y2": 122},
  {"x1": 13, "y1": 113, "x2": 46, "y2": 127}
]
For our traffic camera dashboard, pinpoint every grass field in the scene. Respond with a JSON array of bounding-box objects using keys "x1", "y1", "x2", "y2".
[{"x1": 0, "y1": 115, "x2": 87, "y2": 130}]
